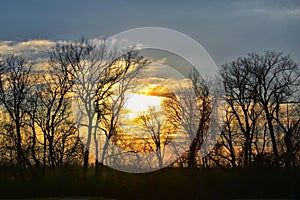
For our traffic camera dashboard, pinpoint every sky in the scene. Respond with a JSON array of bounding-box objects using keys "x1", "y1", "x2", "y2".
[
  {"x1": 1, "y1": 0, "x2": 299, "y2": 172},
  {"x1": 0, "y1": 0, "x2": 300, "y2": 66}
]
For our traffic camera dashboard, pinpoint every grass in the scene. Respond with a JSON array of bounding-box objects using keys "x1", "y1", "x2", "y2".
[
  {"x1": 1, "y1": 167, "x2": 299, "y2": 199},
  {"x1": 11, "y1": 198, "x2": 111, "y2": 200}
]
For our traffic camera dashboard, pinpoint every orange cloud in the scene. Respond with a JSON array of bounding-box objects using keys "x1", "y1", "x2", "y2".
[{"x1": 145, "y1": 85, "x2": 175, "y2": 98}]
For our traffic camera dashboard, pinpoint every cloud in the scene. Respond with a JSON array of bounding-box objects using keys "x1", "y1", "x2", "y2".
[
  {"x1": 287, "y1": 8, "x2": 300, "y2": 16},
  {"x1": 233, "y1": 1, "x2": 300, "y2": 20},
  {"x1": 131, "y1": 76, "x2": 193, "y2": 99},
  {"x1": 140, "y1": 63, "x2": 185, "y2": 80},
  {"x1": 0, "y1": 39, "x2": 56, "y2": 70},
  {"x1": 0, "y1": 40, "x2": 55, "y2": 55},
  {"x1": 145, "y1": 85, "x2": 174, "y2": 98},
  {"x1": 0, "y1": 38, "x2": 107, "y2": 70},
  {"x1": 250, "y1": 7, "x2": 300, "y2": 20}
]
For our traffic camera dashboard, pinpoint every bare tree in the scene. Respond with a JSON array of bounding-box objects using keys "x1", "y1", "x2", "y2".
[
  {"x1": 250, "y1": 52, "x2": 299, "y2": 166},
  {"x1": 99, "y1": 51, "x2": 146, "y2": 167},
  {"x1": 161, "y1": 69, "x2": 212, "y2": 168},
  {"x1": 220, "y1": 58, "x2": 262, "y2": 167},
  {"x1": 220, "y1": 51, "x2": 299, "y2": 167},
  {"x1": 0, "y1": 54, "x2": 37, "y2": 174},
  {"x1": 213, "y1": 107, "x2": 238, "y2": 168},
  {"x1": 273, "y1": 101, "x2": 300, "y2": 168},
  {"x1": 188, "y1": 69, "x2": 212, "y2": 168},
  {"x1": 48, "y1": 38, "x2": 98, "y2": 169},
  {"x1": 51, "y1": 38, "x2": 148, "y2": 169},
  {"x1": 138, "y1": 106, "x2": 169, "y2": 168}
]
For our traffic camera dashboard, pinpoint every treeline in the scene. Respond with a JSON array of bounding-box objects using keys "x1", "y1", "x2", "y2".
[
  {"x1": 0, "y1": 38, "x2": 299, "y2": 176},
  {"x1": 0, "y1": 38, "x2": 148, "y2": 175},
  {"x1": 213, "y1": 51, "x2": 300, "y2": 168}
]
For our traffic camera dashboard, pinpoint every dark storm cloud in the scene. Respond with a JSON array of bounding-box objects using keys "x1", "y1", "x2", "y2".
[{"x1": 0, "y1": 0, "x2": 299, "y2": 65}]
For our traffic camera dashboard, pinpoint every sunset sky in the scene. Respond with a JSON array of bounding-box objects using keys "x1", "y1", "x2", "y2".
[
  {"x1": 0, "y1": 0, "x2": 299, "y2": 141},
  {"x1": 0, "y1": 0, "x2": 300, "y2": 66},
  {"x1": 119, "y1": 53, "x2": 189, "y2": 135},
  {"x1": 1, "y1": 0, "x2": 298, "y2": 138},
  {"x1": 1, "y1": 0, "x2": 299, "y2": 176}
]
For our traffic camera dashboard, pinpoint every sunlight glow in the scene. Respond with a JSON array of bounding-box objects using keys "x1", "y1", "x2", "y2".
[{"x1": 124, "y1": 93, "x2": 162, "y2": 119}]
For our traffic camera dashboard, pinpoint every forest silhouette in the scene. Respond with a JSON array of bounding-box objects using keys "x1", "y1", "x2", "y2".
[{"x1": 0, "y1": 38, "x2": 299, "y2": 199}]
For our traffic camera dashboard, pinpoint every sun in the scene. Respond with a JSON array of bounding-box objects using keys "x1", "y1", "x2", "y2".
[{"x1": 124, "y1": 93, "x2": 162, "y2": 119}]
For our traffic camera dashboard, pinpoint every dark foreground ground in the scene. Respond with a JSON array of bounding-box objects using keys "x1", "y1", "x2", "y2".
[{"x1": 0, "y1": 167, "x2": 299, "y2": 199}]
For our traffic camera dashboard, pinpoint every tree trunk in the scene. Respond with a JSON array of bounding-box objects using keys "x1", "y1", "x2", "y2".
[
  {"x1": 284, "y1": 130, "x2": 292, "y2": 168},
  {"x1": 265, "y1": 109, "x2": 279, "y2": 167},
  {"x1": 83, "y1": 115, "x2": 93, "y2": 169}
]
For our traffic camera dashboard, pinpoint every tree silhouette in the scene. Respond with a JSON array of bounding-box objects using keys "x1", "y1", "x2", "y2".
[
  {"x1": 219, "y1": 51, "x2": 299, "y2": 167},
  {"x1": 0, "y1": 54, "x2": 37, "y2": 174}
]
